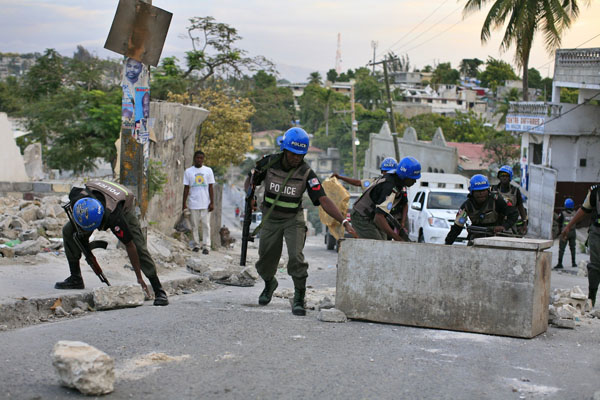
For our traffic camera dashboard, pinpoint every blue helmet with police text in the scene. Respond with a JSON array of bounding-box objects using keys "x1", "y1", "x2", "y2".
[
  {"x1": 282, "y1": 127, "x2": 309, "y2": 155},
  {"x1": 564, "y1": 198, "x2": 574, "y2": 209},
  {"x1": 73, "y1": 197, "x2": 104, "y2": 231},
  {"x1": 396, "y1": 157, "x2": 421, "y2": 179},
  {"x1": 380, "y1": 157, "x2": 397, "y2": 172},
  {"x1": 469, "y1": 174, "x2": 490, "y2": 192},
  {"x1": 497, "y1": 165, "x2": 513, "y2": 180},
  {"x1": 276, "y1": 135, "x2": 284, "y2": 150}
]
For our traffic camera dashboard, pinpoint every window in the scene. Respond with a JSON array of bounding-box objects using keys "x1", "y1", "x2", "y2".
[
  {"x1": 532, "y1": 143, "x2": 543, "y2": 165},
  {"x1": 580, "y1": 158, "x2": 587, "y2": 167}
]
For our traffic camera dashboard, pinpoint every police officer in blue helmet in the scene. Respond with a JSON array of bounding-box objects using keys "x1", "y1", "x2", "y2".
[
  {"x1": 245, "y1": 127, "x2": 356, "y2": 316},
  {"x1": 331, "y1": 157, "x2": 397, "y2": 192},
  {"x1": 554, "y1": 198, "x2": 577, "y2": 269},
  {"x1": 491, "y1": 165, "x2": 528, "y2": 234},
  {"x1": 55, "y1": 181, "x2": 168, "y2": 306},
  {"x1": 445, "y1": 174, "x2": 518, "y2": 245},
  {"x1": 350, "y1": 156, "x2": 420, "y2": 241}
]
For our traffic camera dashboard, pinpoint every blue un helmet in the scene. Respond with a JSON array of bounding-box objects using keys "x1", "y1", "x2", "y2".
[
  {"x1": 396, "y1": 157, "x2": 421, "y2": 179},
  {"x1": 469, "y1": 174, "x2": 490, "y2": 193},
  {"x1": 282, "y1": 127, "x2": 309, "y2": 155},
  {"x1": 564, "y1": 198, "x2": 574, "y2": 209},
  {"x1": 276, "y1": 135, "x2": 284, "y2": 151},
  {"x1": 73, "y1": 197, "x2": 104, "y2": 231},
  {"x1": 380, "y1": 157, "x2": 398, "y2": 173},
  {"x1": 497, "y1": 165, "x2": 513, "y2": 180}
]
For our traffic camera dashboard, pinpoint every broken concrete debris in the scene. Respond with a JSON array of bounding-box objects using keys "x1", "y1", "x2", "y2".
[
  {"x1": 549, "y1": 286, "x2": 595, "y2": 329},
  {"x1": 52, "y1": 340, "x2": 115, "y2": 396},
  {"x1": 317, "y1": 308, "x2": 347, "y2": 323},
  {"x1": 93, "y1": 284, "x2": 145, "y2": 310}
]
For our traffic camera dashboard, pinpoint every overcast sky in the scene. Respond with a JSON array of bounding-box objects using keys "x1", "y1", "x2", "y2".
[{"x1": 2, "y1": 0, "x2": 599, "y2": 82}]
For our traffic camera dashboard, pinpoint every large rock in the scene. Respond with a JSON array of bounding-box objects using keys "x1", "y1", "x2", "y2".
[
  {"x1": 18, "y1": 205, "x2": 39, "y2": 223},
  {"x1": 52, "y1": 340, "x2": 114, "y2": 395},
  {"x1": 317, "y1": 308, "x2": 348, "y2": 323},
  {"x1": 93, "y1": 284, "x2": 145, "y2": 310},
  {"x1": 13, "y1": 236, "x2": 51, "y2": 255}
]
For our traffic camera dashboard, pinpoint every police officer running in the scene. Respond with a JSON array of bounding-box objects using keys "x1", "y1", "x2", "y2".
[
  {"x1": 491, "y1": 165, "x2": 528, "y2": 234},
  {"x1": 332, "y1": 157, "x2": 398, "y2": 191},
  {"x1": 561, "y1": 184, "x2": 600, "y2": 307},
  {"x1": 55, "y1": 180, "x2": 169, "y2": 306},
  {"x1": 245, "y1": 128, "x2": 356, "y2": 316},
  {"x1": 445, "y1": 174, "x2": 518, "y2": 245},
  {"x1": 350, "y1": 157, "x2": 421, "y2": 241},
  {"x1": 554, "y1": 198, "x2": 577, "y2": 269}
]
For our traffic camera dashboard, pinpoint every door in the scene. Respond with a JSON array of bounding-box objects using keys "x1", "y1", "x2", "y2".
[{"x1": 527, "y1": 165, "x2": 557, "y2": 239}]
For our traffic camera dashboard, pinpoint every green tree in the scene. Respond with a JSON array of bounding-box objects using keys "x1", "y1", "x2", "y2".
[
  {"x1": 478, "y1": 57, "x2": 518, "y2": 91},
  {"x1": 308, "y1": 71, "x2": 322, "y2": 85},
  {"x1": 463, "y1": 0, "x2": 588, "y2": 100},
  {"x1": 253, "y1": 70, "x2": 276, "y2": 89},
  {"x1": 354, "y1": 67, "x2": 381, "y2": 108},
  {"x1": 431, "y1": 62, "x2": 460, "y2": 85},
  {"x1": 483, "y1": 130, "x2": 520, "y2": 167},
  {"x1": 22, "y1": 48, "x2": 65, "y2": 100},
  {"x1": 247, "y1": 71, "x2": 295, "y2": 132},
  {"x1": 151, "y1": 56, "x2": 189, "y2": 100},
  {"x1": 0, "y1": 77, "x2": 23, "y2": 115},
  {"x1": 527, "y1": 67, "x2": 543, "y2": 89},
  {"x1": 183, "y1": 16, "x2": 275, "y2": 82},
  {"x1": 326, "y1": 69, "x2": 338, "y2": 83},
  {"x1": 541, "y1": 77, "x2": 553, "y2": 101},
  {"x1": 20, "y1": 87, "x2": 122, "y2": 172},
  {"x1": 560, "y1": 87, "x2": 578, "y2": 103},
  {"x1": 459, "y1": 58, "x2": 484, "y2": 77}
]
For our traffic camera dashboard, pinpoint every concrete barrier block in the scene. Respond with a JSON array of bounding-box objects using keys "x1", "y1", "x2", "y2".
[
  {"x1": 52, "y1": 183, "x2": 71, "y2": 193},
  {"x1": 32, "y1": 182, "x2": 52, "y2": 192},
  {"x1": 12, "y1": 182, "x2": 33, "y2": 192},
  {"x1": 0, "y1": 182, "x2": 12, "y2": 192},
  {"x1": 336, "y1": 238, "x2": 551, "y2": 338}
]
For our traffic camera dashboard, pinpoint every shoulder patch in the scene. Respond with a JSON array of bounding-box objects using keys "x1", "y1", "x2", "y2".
[
  {"x1": 363, "y1": 181, "x2": 370, "y2": 188},
  {"x1": 387, "y1": 202, "x2": 393, "y2": 210}
]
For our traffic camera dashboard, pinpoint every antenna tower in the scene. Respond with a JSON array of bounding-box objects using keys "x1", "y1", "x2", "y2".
[{"x1": 335, "y1": 33, "x2": 342, "y2": 74}]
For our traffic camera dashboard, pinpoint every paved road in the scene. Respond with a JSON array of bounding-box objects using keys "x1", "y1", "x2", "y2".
[{"x1": 1, "y1": 236, "x2": 599, "y2": 399}]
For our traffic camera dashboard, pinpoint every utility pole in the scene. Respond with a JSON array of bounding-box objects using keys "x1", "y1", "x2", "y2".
[
  {"x1": 371, "y1": 41, "x2": 378, "y2": 75},
  {"x1": 350, "y1": 84, "x2": 358, "y2": 179},
  {"x1": 369, "y1": 56, "x2": 400, "y2": 161},
  {"x1": 119, "y1": 0, "x2": 152, "y2": 230}
]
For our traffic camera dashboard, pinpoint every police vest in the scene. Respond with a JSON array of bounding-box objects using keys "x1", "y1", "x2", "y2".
[
  {"x1": 465, "y1": 194, "x2": 499, "y2": 226},
  {"x1": 561, "y1": 209, "x2": 575, "y2": 226},
  {"x1": 261, "y1": 163, "x2": 311, "y2": 217},
  {"x1": 353, "y1": 176, "x2": 402, "y2": 219},
  {"x1": 85, "y1": 180, "x2": 135, "y2": 213},
  {"x1": 493, "y1": 184, "x2": 518, "y2": 207},
  {"x1": 595, "y1": 185, "x2": 600, "y2": 226}
]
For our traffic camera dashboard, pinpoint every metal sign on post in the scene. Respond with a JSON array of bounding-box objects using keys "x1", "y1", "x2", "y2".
[{"x1": 104, "y1": 0, "x2": 172, "y2": 66}]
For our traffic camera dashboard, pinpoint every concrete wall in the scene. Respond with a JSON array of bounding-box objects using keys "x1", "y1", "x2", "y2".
[
  {"x1": 553, "y1": 48, "x2": 600, "y2": 89},
  {"x1": 0, "y1": 112, "x2": 29, "y2": 182},
  {"x1": 336, "y1": 238, "x2": 550, "y2": 338},
  {"x1": 362, "y1": 123, "x2": 458, "y2": 179},
  {"x1": 145, "y1": 102, "x2": 209, "y2": 234}
]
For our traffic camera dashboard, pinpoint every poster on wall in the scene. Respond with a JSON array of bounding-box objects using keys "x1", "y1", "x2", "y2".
[{"x1": 121, "y1": 57, "x2": 150, "y2": 144}]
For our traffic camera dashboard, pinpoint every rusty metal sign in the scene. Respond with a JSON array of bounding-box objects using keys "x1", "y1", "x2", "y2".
[{"x1": 104, "y1": 0, "x2": 172, "y2": 66}]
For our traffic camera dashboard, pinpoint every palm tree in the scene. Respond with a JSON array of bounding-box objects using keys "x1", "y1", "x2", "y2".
[
  {"x1": 463, "y1": 0, "x2": 589, "y2": 100},
  {"x1": 307, "y1": 71, "x2": 322, "y2": 85}
]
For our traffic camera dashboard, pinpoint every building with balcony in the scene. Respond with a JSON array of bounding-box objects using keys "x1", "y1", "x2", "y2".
[{"x1": 506, "y1": 47, "x2": 600, "y2": 208}]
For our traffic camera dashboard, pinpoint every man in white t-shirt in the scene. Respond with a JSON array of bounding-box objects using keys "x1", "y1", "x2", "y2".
[{"x1": 182, "y1": 150, "x2": 215, "y2": 254}]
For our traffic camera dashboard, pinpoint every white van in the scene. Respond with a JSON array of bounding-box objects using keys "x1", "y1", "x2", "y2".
[{"x1": 407, "y1": 173, "x2": 470, "y2": 244}]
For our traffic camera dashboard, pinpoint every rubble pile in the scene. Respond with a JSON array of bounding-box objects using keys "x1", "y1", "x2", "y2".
[
  {"x1": 549, "y1": 286, "x2": 596, "y2": 329},
  {"x1": 0, "y1": 196, "x2": 66, "y2": 257},
  {"x1": 275, "y1": 287, "x2": 337, "y2": 311}
]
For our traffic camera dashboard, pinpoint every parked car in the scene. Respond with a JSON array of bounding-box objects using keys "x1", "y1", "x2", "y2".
[
  {"x1": 407, "y1": 188, "x2": 469, "y2": 244},
  {"x1": 325, "y1": 192, "x2": 360, "y2": 250}
]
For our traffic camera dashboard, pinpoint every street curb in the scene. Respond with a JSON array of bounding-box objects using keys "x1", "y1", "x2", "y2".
[{"x1": 0, "y1": 276, "x2": 214, "y2": 331}]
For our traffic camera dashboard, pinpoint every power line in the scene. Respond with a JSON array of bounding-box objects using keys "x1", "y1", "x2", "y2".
[
  {"x1": 401, "y1": 11, "x2": 474, "y2": 55},
  {"x1": 382, "y1": 0, "x2": 451, "y2": 55},
  {"x1": 383, "y1": 4, "x2": 463, "y2": 60},
  {"x1": 514, "y1": 91, "x2": 600, "y2": 135},
  {"x1": 534, "y1": 32, "x2": 600, "y2": 71}
]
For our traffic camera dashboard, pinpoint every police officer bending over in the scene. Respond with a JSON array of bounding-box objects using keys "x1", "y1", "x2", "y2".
[
  {"x1": 55, "y1": 180, "x2": 169, "y2": 306},
  {"x1": 350, "y1": 157, "x2": 421, "y2": 241},
  {"x1": 445, "y1": 174, "x2": 518, "y2": 245},
  {"x1": 246, "y1": 128, "x2": 356, "y2": 316}
]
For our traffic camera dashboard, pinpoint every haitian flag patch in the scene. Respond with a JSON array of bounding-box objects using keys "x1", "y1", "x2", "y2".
[{"x1": 309, "y1": 177, "x2": 321, "y2": 190}]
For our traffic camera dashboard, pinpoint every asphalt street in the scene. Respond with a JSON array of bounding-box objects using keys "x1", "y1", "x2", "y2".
[{"x1": 1, "y1": 235, "x2": 599, "y2": 400}]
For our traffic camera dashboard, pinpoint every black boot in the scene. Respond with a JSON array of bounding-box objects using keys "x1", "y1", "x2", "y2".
[
  {"x1": 149, "y1": 276, "x2": 169, "y2": 306},
  {"x1": 587, "y1": 265, "x2": 599, "y2": 308},
  {"x1": 292, "y1": 287, "x2": 306, "y2": 316},
  {"x1": 553, "y1": 263, "x2": 563, "y2": 270},
  {"x1": 589, "y1": 288, "x2": 597, "y2": 308},
  {"x1": 258, "y1": 277, "x2": 278, "y2": 305},
  {"x1": 55, "y1": 261, "x2": 84, "y2": 289}
]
